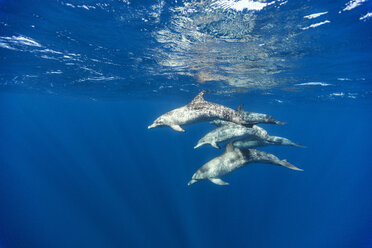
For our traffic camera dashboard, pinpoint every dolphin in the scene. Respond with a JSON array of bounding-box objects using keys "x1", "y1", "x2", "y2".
[
  {"x1": 188, "y1": 143, "x2": 303, "y2": 186},
  {"x1": 207, "y1": 119, "x2": 304, "y2": 149},
  {"x1": 233, "y1": 136, "x2": 305, "y2": 149},
  {"x1": 236, "y1": 104, "x2": 285, "y2": 126},
  {"x1": 194, "y1": 123, "x2": 271, "y2": 149},
  {"x1": 148, "y1": 91, "x2": 248, "y2": 132}
]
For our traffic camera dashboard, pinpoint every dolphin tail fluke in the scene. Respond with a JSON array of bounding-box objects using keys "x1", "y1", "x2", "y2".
[
  {"x1": 210, "y1": 178, "x2": 229, "y2": 186},
  {"x1": 276, "y1": 121, "x2": 286, "y2": 126},
  {"x1": 281, "y1": 159, "x2": 303, "y2": 171},
  {"x1": 294, "y1": 143, "x2": 306, "y2": 148}
]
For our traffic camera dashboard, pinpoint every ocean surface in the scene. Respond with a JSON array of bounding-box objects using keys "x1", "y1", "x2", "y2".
[{"x1": 0, "y1": 0, "x2": 372, "y2": 247}]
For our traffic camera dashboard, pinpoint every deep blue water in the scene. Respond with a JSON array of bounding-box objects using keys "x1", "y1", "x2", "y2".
[{"x1": 1, "y1": 0, "x2": 372, "y2": 247}]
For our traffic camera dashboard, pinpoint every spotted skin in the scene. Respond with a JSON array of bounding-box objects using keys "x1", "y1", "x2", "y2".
[
  {"x1": 148, "y1": 91, "x2": 248, "y2": 132},
  {"x1": 194, "y1": 123, "x2": 270, "y2": 149},
  {"x1": 208, "y1": 120, "x2": 304, "y2": 149},
  {"x1": 188, "y1": 144, "x2": 303, "y2": 186}
]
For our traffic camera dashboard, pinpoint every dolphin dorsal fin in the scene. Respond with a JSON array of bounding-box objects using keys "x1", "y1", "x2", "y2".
[
  {"x1": 236, "y1": 104, "x2": 244, "y2": 112},
  {"x1": 225, "y1": 142, "x2": 234, "y2": 153},
  {"x1": 190, "y1": 90, "x2": 206, "y2": 105}
]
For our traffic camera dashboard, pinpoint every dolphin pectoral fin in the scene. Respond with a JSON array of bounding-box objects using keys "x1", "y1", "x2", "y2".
[
  {"x1": 281, "y1": 159, "x2": 303, "y2": 171},
  {"x1": 210, "y1": 178, "x2": 229, "y2": 186},
  {"x1": 210, "y1": 142, "x2": 220, "y2": 149},
  {"x1": 170, "y1": 125, "x2": 185, "y2": 132}
]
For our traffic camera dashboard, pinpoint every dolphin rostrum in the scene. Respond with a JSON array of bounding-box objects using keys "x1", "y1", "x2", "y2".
[
  {"x1": 194, "y1": 122, "x2": 271, "y2": 149},
  {"x1": 188, "y1": 143, "x2": 303, "y2": 186},
  {"x1": 148, "y1": 91, "x2": 248, "y2": 132}
]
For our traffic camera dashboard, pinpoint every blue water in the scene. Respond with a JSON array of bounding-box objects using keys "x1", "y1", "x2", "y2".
[{"x1": 1, "y1": 0, "x2": 372, "y2": 247}]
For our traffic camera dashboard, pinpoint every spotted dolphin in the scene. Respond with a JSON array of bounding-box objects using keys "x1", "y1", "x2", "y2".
[
  {"x1": 206, "y1": 119, "x2": 303, "y2": 149},
  {"x1": 148, "y1": 91, "x2": 248, "y2": 132},
  {"x1": 194, "y1": 122, "x2": 270, "y2": 149},
  {"x1": 188, "y1": 143, "x2": 303, "y2": 186}
]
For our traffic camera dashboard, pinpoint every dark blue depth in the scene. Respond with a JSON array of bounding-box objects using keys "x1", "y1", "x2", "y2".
[{"x1": 0, "y1": 92, "x2": 371, "y2": 248}]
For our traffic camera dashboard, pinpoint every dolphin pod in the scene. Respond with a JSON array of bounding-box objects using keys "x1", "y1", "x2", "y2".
[{"x1": 148, "y1": 91, "x2": 304, "y2": 186}]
